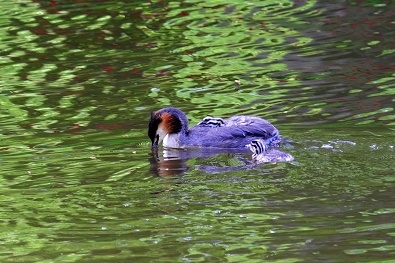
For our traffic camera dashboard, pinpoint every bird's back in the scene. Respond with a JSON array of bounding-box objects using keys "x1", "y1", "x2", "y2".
[{"x1": 185, "y1": 116, "x2": 279, "y2": 149}]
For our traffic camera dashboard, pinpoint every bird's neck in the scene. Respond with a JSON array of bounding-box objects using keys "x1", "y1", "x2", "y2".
[{"x1": 163, "y1": 132, "x2": 184, "y2": 148}]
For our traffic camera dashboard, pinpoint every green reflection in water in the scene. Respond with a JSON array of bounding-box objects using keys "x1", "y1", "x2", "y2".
[{"x1": 1, "y1": 0, "x2": 394, "y2": 128}]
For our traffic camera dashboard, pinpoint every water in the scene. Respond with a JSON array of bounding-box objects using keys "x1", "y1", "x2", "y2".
[{"x1": 0, "y1": 0, "x2": 395, "y2": 262}]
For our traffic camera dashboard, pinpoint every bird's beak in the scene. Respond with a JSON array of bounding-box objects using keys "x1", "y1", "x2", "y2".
[{"x1": 152, "y1": 135, "x2": 159, "y2": 148}]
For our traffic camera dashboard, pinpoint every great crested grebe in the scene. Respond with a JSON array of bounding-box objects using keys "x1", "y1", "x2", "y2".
[{"x1": 148, "y1": 107, "x2": 282, "y2": 152}]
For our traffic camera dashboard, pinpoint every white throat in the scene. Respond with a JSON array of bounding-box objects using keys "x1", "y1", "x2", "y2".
[{"x1": 163, "y1": 133, "x2": 182, "y2": 148}]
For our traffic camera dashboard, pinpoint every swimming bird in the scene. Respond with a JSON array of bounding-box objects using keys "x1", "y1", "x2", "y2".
[
  {"x1": 148, "y1": 107, "x2": 280, "y2": 150},
  {"x1": 247, "y1": 139, "x2": 294, "y2": 163}
]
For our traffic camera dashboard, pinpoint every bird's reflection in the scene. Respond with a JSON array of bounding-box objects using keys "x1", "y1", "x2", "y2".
[
  {"x1": 149, "y1": 148, "x2": 190, "y2": 176},
  {"x1": 149, "y1": 147, "x2": 293, "y2": 177}
]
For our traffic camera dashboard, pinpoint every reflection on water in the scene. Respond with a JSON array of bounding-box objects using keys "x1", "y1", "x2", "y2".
[
  {"x1": 149, "y1": 147, "x2": 251, "y2": 176},
  {"x1": 149, "y1": 146, "x2": 295, "y2": 177},
  {"x1": 1, "y1": 0, "x2": 395, "y2": 262}
]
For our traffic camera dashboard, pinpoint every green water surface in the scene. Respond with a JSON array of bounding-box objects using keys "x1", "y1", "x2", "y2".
[{"x1": 0, "y1": 0, "x2": 394, "y2": 262}]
